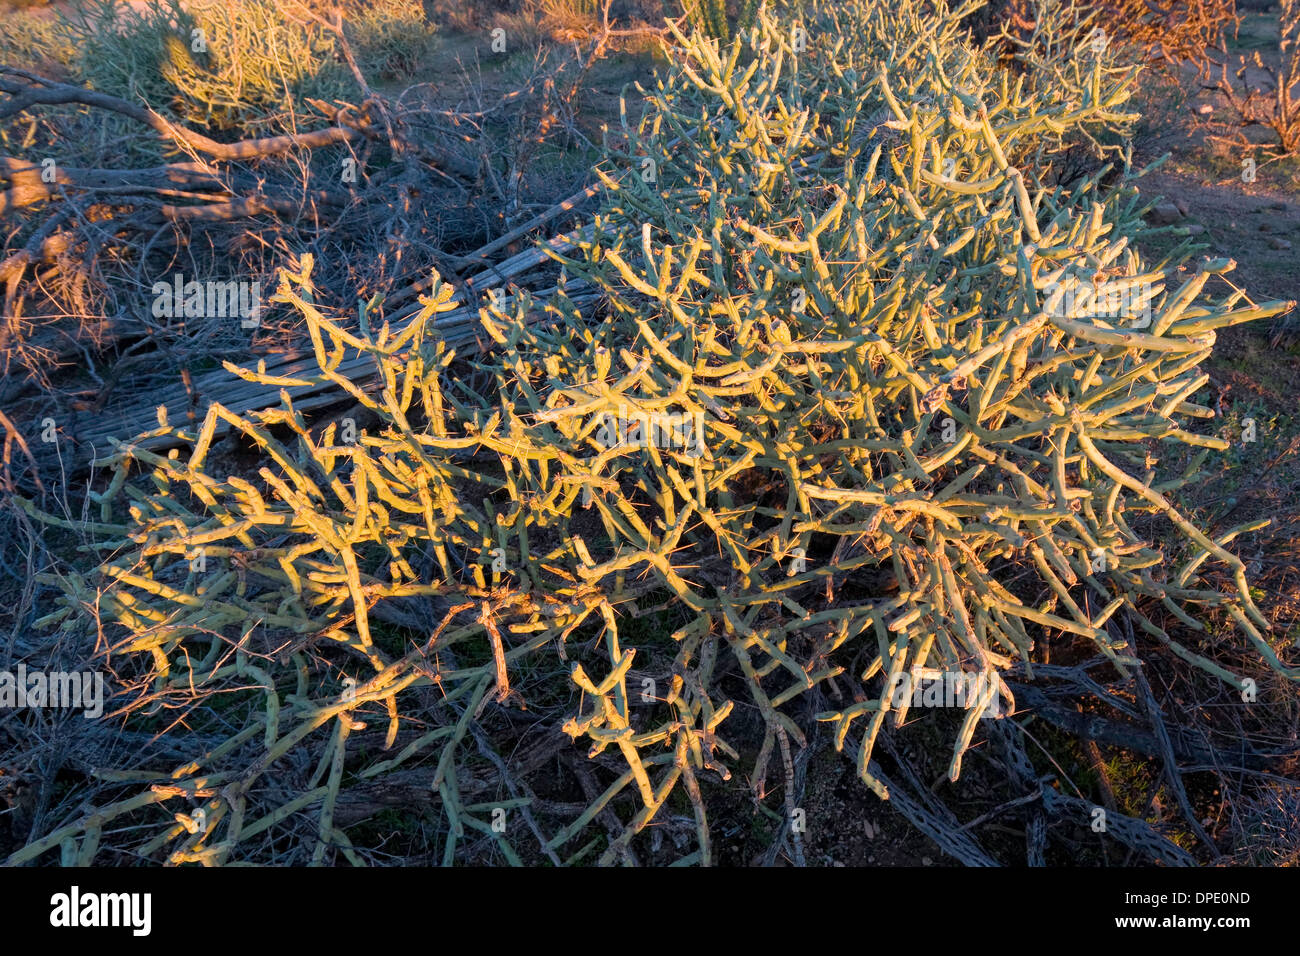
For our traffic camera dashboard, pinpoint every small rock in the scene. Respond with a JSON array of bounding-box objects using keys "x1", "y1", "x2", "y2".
[
  {"x1": 922, "y1": 856, "x2": 933, "y2": 866},
  {"x1": 1270, "y1": 200, "x2": 1288, "y2": 211},
  {"x1": 1175, "y1": 199, "x2": 1190, "y2": 217},
  {"x1": 1148, "y1": 202, "x2": 1183, "y2": 225},
  {"x1": 1269, "y1": 237, "x2": 1293, "y2": 250},
  {"x1": 1195, "y1": 102, "x2": 1214, "y2": 115},
  {"x1": 1182, "y1": 224, "x2": 1206, "y2": 236}
]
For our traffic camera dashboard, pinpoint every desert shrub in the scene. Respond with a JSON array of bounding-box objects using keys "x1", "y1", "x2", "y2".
[
  {"x1": 47, "y1": 0, "x2": 437, "y2": 137},
  {"x1": 981, "y1": 0, "x2": 1238, "y2": 70},
  {"x1": 1100, "y1": 0, "x2": 1238, "y2": 69},
  {"x1": 344, "y1": 0, "x2": 440, "y2": 81},
  {"x1": 13, "y1": 0, "x2": 1296, "y2": 866},
  {"x1": 537, "y1": 0, "x2": 605, "y2": 22},
  {"x1": 52, "y1": 0, "x2": 349, "y2": 137},
  {"x1": 677, "y1": 0, "x2": 761, "y2": 42},
  {"x1": 680, "y1": 0, "x2": 731, "y2": 40},
  {"x1": 0, "y1": 13, "x2": 78, "y2": 155},
  {"x1": 0, "y1": 10, "x2": 76, "y2": 74},
  {"x1": 1206, "y1": 0, "x2": 1300, "y2": 154}
]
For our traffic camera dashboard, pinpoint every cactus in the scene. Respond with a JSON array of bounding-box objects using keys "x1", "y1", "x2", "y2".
[
  {"x1": 15, "y1": 0, "x2": 1296, "y2": 865},
  {"x1": 681, "y1": 0, "x2": 733, "y2": 42}
]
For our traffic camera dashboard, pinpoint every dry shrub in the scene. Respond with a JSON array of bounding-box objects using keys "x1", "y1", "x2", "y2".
[
  {"x1": 1100, "y1": 0, "x2": 1239, "y2": 69},
  {"x1": 983, "y1": 0, "x2": 1238, "y2": 71},
  {"x1": 1203, "y1": 0, "x2": 1300, "y2": 155}
]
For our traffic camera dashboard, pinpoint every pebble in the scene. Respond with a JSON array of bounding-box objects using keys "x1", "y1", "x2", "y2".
[{"x1": 1148, "y1": 202, "x2": 1183, "y2": 225}]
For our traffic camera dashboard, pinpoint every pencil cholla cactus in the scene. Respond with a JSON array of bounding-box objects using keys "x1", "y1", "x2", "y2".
[{"x1": 16, "y1": 0, "x2": 1297, "y2": 867}]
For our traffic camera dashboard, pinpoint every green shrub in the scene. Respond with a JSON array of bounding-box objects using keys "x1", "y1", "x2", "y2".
[
  {"x1": 345, "y1": 0, "x2": 439, "y2": 82},
  {"x1": 2, "y1": 0, "x2": 436, "y2": 167},
  {"x1": 0, "y1": 9, "x2": 76, "y2": 72},
  {"x1": 681, "y1": 0, "x2": 732, "y2": 41},
  {"x1": 680, "y1": 0, "x2": 763, "y2": 43},
  {"x1": 53, "y1": 0, "x2": 354, "y2": 136}
]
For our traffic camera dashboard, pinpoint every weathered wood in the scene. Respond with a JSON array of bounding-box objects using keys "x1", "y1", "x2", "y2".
[
  {"x1": 19, "y1": 220, "x2": 594, "y2": 475},
  {"x1": 0, "y1": 158, "x2": 227, "y2": 216},
  {"x1": 0, "y1": 67, "x2": 364, "y2": 163},
  {"x1": 62, "y1": 286, "x2": 598, "y2": 464}
]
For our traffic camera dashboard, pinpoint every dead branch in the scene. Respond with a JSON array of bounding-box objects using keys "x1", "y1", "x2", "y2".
[{"x1": 0, "y1": 67, "x2": 365, "y2": 162}]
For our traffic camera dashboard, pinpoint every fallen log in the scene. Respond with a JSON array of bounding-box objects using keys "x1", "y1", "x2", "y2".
[
  {"x1": 0, "y1": 66, "x2": 367, "y2": 163},
  {"x1": 29, "y1": 228, "x2": 594, "y2": 473}
]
